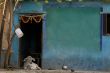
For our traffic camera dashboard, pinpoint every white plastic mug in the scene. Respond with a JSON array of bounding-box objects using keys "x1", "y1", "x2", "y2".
[{"x1": 15, "y1": 28, "x2": 24, "y2": 38}]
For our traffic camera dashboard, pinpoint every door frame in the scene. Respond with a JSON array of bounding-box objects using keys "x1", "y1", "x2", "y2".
[{"x1": 18, "y1": 13, "x2": 45, "y2": 68}]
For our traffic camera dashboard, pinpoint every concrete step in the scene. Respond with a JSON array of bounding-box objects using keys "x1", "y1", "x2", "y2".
[{"x1": 0, "y1": 70, "x2": 110, "y2": 73}]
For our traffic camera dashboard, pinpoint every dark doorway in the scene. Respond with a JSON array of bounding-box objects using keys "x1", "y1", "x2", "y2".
[
  {"x1": 19, "y1": 15, "x2": 42, "y2": 68},
  {"x1": 103, "y1": 14, "x2": 110, "y2": 35}
]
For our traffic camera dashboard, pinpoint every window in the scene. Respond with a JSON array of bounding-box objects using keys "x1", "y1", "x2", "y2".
[{"x1": 103, "y1": 14, "x2": 110, "y2": 35}]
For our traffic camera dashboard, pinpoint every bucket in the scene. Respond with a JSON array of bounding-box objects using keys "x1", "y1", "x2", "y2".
[{"x1": 15, "y1": 28, "x2": 24, "y2": 38}]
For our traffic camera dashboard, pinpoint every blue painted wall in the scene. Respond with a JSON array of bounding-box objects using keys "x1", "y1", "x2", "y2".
[
  {"x1": 42, "y1": 5, "x2": 101, "y2": 70},
  {"x1": 103, "y1": 4, "x2": 110, "y2": 13},
  {"x1": 10, "y1": 1, "x2": 110, "y2": 71},
  {"x1": 11, "y1": 1, "x2": 43, "y2": 67}
]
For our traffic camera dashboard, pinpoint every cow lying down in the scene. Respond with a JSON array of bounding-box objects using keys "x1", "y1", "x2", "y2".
[{"x1": 23, "y1": 56, "x2": 41, "y2": 70}]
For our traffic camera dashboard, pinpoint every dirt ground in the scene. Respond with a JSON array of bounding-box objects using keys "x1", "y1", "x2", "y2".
[{"x1": 0, "y1": 70, "x2": 110, "y2": 73}]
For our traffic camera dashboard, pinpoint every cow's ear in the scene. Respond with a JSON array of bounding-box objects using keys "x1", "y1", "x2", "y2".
[
  {"x1": 32, "y1": 58, "x2": 35, "y2": 61},
  {"x1": 24, "y1": 59, "x2": 26, "y2": 62},
  {"x1": 24, "y1": 58, "x2": 27, "y2": 61}
]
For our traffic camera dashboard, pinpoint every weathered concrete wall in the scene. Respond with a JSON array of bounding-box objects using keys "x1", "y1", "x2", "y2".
[
  {"x1": 42, "y1": 4, "x2": 101, "y2": 70},
  {"x1": 42, "y1": 3, "x2": 110, "y2": 71},
  {"x1": 7, "y1": 1, "x2": 110, "y2": 71}
]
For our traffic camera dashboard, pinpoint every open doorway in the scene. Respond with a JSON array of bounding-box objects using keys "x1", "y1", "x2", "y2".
[
  {"x1": 19, "y1": 15, "x2": 42, "y2": 68},
  {"x1": 103, "y1": 14, "x2": 110, "y2": 35}
]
